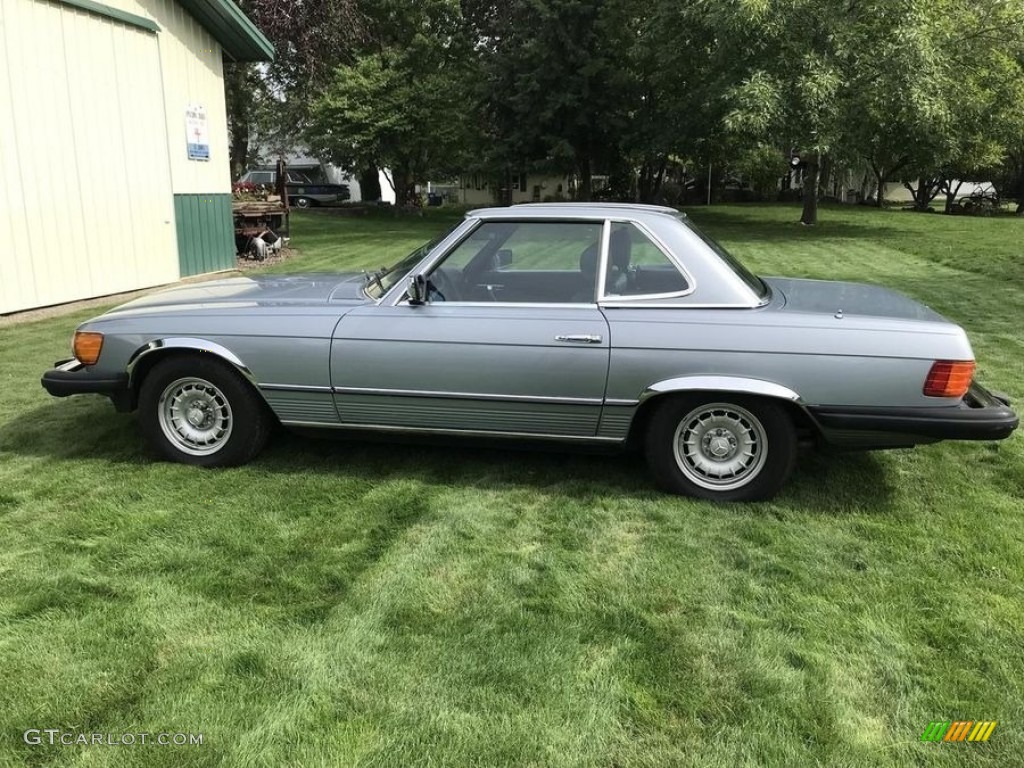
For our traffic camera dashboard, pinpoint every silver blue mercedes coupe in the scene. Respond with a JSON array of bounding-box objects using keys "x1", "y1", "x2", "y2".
[{"x1": 42, "y1": 203, "x2": 1017, "y2": 501}]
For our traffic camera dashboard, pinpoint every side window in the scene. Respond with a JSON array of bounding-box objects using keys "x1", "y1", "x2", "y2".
[
  {"x1": 604, "y1": 222, "x2": 690, "y2": 298},
  {"x1": 430, "y1": 221, "x2": 604, "y2": 304},
  {"x1": 249, "y1": 172, "x2": 273, "y2": 185}
]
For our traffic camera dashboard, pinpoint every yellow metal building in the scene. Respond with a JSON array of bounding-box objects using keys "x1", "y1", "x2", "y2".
[{"x1": 0, "y1": 0, "x2": 272, "y2": 314}]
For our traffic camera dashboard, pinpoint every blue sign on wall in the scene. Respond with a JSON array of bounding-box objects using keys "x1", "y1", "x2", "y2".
[{"x1": 185, "y1": 104, "x2": 210, "y2": 161}]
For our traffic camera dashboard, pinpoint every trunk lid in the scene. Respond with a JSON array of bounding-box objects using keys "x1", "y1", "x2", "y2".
[{"x1": 765, "y1": 277, "x2": 949, "y2": 323}]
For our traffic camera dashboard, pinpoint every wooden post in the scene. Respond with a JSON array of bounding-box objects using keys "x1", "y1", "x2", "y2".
[{"x1": 276, "y1": 158, "x2": 290, "y2": 238}]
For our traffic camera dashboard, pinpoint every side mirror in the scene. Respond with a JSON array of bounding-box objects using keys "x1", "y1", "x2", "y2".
[
  {"x1": 407, "y1": 273, "x2": 429, "y2": 305},
  {"x1": 494, "y1": 249, "x2": 513, "y2": 269}
]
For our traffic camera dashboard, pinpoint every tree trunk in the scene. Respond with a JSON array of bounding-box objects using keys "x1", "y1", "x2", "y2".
[
  {"x1": 577, "y1": 155, "x2": 593, "y2": 201},
  {"x1": 229, "y1": 131, "x2": 249, "y2": 181},
  {"x1": 652, "y1": 157, "x2": 667, "y2": 201},
  {"x1": 858, "y1": 171, "x2": 872, "y2": 202},
  {"x1": 359, "y1": 164, "x2": 382, "y2": 202},
  {"x1": 638, "y1": 157, "x2": 667, "y2": 203},
  {"x1": 224, "y1": 63, "x2": 252, "y2": 180},
  {"x1": 874, "y1": 171, "x2": 887, "y2": 207},
  {"x1": 817, "y1": 154, "x2": 832, "y2": 199},
  {"x1": 904, "y1": 177, "x2": 930, "y2": 211},
  {"x1": 944, "y1": 179, "x2": 964, "y2": 213},
  {"x1": 800, "y1": 152, "x2": 820, "y2": 225},
  {"x1": 388, "y1": 165, "x2": 413, "y2": 209},
  {"x1": 638, "y1": 160, "x2": 654, "y2": 203}
]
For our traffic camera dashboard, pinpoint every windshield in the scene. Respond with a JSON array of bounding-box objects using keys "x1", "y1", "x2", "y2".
[
  {"x1": 363, "y1": 226, "x2": 457, "y2": 299},
  {"x1": 680, "y1": 217, "x2": 770, "y2": 300}
]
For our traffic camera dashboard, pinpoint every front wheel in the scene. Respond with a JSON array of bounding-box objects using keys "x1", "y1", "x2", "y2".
[
  {"x1": 291, "y1": 196, "x2": 313, "y2": 209},
  {"x1": 138, "y1": 356, "x2": 272, "y2": 467},
  {"x1": 644, "y1": 396, "x2": 797, "y2": 502}
]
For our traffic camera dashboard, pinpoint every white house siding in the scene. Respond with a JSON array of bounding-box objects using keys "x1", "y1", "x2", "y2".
[
  {"x1": 111, "y1": 0, "x2": 236, "y2": 277},
  {"x1": 456, "y1": 174, "x2": 569, "y2": 206},
  {"x1": 83, "y1": 0, "x2": 231, "y2": 195},
  {"x1": 137, "y1": 0, "x2": 230, "y2": 195},
  {"x1": 0, "y1": 0, "x2": 178, "y2": 314}
]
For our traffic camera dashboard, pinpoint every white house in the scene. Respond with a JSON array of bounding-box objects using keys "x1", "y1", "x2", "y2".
[
  {"x1": 450, "y1": 173, "x2": 572, "y2": 206},
  {"x1": 0, "y1": 0, "x2": 273, "y2": 315}
]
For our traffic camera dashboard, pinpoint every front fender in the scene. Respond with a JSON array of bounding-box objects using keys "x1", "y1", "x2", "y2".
[{"x1": 125, "y1": 337, "x2": 256, "y2": 386}]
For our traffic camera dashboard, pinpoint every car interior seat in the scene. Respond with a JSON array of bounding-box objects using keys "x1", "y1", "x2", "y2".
[
  {"x1": 606, "y1": 228, "x2": 632, "y2": 295},
  {"x1": 574, "y1": 243, "x2": 600, "y2": 302},
  {"x1": 573, "y1": 229, "x2": 633, "y2": 302}
]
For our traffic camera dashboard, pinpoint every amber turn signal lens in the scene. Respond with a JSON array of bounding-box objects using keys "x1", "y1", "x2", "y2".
[
  {"x1": 923, "y1": 360, "x2": 975, "y2": 398},
  {"x1": 73, "y1": 331, "x2": 104, "y2": 366}
]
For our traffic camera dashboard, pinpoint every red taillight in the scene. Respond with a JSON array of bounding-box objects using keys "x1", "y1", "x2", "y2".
[{"x1": 924, "y1": 360, "x2": 975, "y2": 398}]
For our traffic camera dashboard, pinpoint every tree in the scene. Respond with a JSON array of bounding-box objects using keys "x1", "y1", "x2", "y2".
[
  {"x1": 469, "y1": 0, "x2": 635, "y2": 200},
  {"x1": 719, "y1": 0, "x2": 845, "y2": 225},
  {"x1": 844, "y1": 0, "x2": 1024, "y2": 211},
  {"x1": 619, "y1": 1, "x2": 746, "y2": 203},
  {"x1": 225, "y1": 0, "x2": 363, "y2": 178},
  {"x1": 306, "y1": 1, "x2": 474, "y2": 204},
  {"x1": 720, "y1": 0, "x2": 1024, "y2": 222}
]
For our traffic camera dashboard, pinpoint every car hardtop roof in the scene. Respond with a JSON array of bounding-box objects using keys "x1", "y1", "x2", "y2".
[{"x1": 466, "y1": 202, "x2": 685, "y2": 221}]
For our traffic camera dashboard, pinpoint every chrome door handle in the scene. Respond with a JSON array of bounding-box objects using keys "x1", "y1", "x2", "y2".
[{"x1": 554, "y1": 334, "x2": 602, "y2": 344}]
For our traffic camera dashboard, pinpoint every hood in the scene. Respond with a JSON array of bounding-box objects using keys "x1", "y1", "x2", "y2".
[
  {"x1": 104, "y1": 273, "x2": 369, "y2": 315},
  {"x1": 764, "y1": 277, "x2": 949, "y2": 323}
]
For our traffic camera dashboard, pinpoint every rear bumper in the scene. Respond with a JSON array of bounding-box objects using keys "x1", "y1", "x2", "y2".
[
  {"x1": 810, "y1": 382, "x2": 1018, "y2": 445},
  {"x1": 41, "y1": 358, "x2": 131, "y2": 410}
]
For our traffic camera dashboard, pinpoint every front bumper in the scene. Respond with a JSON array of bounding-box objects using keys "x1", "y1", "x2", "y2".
[
  {"x1": 41, "y1": 358, "x2": 132, "y2": 411},
  {"x1": 810, "y1": 382, "x2": 1018, "y2": 443}
]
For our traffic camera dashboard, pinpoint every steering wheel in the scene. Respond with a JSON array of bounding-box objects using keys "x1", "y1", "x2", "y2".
[{"x1": 428, "y1": 267, "x2": 460, "y2": 302}]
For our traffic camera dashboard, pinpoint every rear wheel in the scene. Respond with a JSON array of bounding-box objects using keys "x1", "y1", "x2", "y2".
[
  {"x1": 644, "y1": 395, "x2": 797, "y2": 502},
  {"x1": 291, "y1": 196, "x2": 313, "y2": 209},
  {"x1": 138, "y1": 356, "x2": 271, "y2": 467}
]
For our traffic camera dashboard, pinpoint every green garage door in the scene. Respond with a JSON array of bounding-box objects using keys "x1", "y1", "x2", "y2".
[{"x1": 174, "y1": 193, "x2": 236, "y2": 277}]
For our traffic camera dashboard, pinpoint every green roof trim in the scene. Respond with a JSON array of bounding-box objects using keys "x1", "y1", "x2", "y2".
[
  {"x1": 175, "y1": 0, "x2": 274, "y2": 62},
  {"x1": 52, "y1": 0, "x2": 160, "y2": 33}
]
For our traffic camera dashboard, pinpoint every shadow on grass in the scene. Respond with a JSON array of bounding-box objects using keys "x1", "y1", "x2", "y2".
[{"x1": 2, "y1": 399, "x2": 895, "y2": 513}]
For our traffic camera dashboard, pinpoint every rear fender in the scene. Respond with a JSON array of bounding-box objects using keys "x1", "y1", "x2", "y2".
[{"x1": 640, "y1": 375, "x2": 802, "y2": 403}]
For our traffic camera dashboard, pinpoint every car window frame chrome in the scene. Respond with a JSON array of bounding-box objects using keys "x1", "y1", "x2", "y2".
[
  {"x1": 378, "y1": 210, "x2": 768, "y2": 311},
  {"x1": 597, "y1": 218, "x2": 698, "y2": 303},
  {"x1": 595, "y1": 219, "x2": 611, "y2": 301},
  {"x1": 386, "y1": 215, "x2": 613, "y2": 308},
  {"x1": 379, "y1": 217, "x2": 482, "y2": 306}
]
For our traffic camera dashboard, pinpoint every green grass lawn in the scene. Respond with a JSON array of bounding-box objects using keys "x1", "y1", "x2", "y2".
[{"x1": 1, "y1": 204, "x2": 1021, "y2": 767}]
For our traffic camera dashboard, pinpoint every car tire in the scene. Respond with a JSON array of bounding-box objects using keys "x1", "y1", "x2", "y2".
[
  {"x1": 138, "y1": 355, "x2": 272, "y2": 467},
  {"x1": 644, "y1": 395, "x2": 797, "y2": 502},
  {"x1": 292, "y1": 196, "x2": 313, "y2": 208}
]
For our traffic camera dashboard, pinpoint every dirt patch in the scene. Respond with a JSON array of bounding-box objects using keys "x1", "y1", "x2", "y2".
[{"x1": 235, "y1": 246, "x2": 296, "y2": 272}]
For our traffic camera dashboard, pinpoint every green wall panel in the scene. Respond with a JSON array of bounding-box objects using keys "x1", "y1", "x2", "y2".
[{"x1": 174, "y1": 194, "x2": 235, "y2": 277}]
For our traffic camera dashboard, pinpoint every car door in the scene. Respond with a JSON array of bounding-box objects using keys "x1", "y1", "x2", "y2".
[{"x1": 330, "y1": 219, "x2": 612, "y2": 438}]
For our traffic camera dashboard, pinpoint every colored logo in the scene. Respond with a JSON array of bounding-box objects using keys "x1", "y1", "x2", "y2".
[{"x1": 921, "y1": 721, "x2": 997, "y2": 742}]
